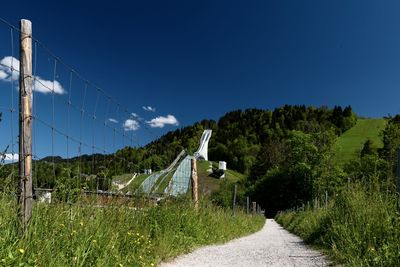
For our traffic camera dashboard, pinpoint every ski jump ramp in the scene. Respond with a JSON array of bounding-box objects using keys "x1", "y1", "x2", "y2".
[
  {"x1": 194, "y1": 129, "x2": 212, "y2": 161},
  {"x1": 139, "y1": 129, "x2": 212, "y2": 196}
]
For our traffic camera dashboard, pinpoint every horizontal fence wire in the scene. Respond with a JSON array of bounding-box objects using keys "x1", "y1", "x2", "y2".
[{"x1": 0, "y1": 17, "x2": 164, "y2": 197}]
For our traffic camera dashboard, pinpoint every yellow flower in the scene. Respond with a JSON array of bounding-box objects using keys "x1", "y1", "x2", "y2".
[
  {"x1": 150, "y1": 263, "x2": 154, "y2": 267},
  {"x1": 18, "y1": 248, "x2": 25, "y2": 254},
  {"x1": 79, "y1": 221, "x2": 84, "y2": 226},
  {"x1": 139, "y1": 255, "x2": 143, "y2": 260},
  {"x1": 60, "y1": 223, "x2": 65, "y2": 228},
  {"x1": 92, "y1": 239, "x2": 97, "y2": 243}
]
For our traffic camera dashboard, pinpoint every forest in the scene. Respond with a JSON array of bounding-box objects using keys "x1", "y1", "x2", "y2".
[{"x1": 1, "y1": 105, "x2": 360, "y2": 214}]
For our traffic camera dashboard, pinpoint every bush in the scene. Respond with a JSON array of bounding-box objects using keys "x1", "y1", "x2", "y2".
[{"x1": 276, "y1": 184, "x2": 400, "y2": 266}]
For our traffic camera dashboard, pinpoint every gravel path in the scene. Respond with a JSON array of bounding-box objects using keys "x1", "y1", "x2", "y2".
[{"x1": 160, "y1": 219, "x2": 330, "y2": 267}]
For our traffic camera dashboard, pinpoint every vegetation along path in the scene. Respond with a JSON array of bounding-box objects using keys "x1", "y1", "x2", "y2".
[{"x1": 160, "y1": 219, "x2": 330, "y2": 267}]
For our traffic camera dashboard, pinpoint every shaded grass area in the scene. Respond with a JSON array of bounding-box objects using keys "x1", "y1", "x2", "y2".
[
  {"x1": 276, "y1": 184, "x2": 400, "y2": 266},
  {"x1": 333, "y1": 118, "x2": 386, "y2": 165},
  {"x1": 0, "y1": 195, "x2": 264, "y2": 266}
]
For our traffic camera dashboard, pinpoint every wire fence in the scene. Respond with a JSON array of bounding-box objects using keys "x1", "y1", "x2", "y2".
[{"x1": 0, "y1": 18, "x2": 159, "y2": 200}]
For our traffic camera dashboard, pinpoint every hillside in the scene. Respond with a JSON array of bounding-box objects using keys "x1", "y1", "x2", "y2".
[
  {"x1": 13, "y1": 105, "x2": 356, "y2": 191},
  {"x1": 333, "y1": 118, "x2": 386, "y2": 164}
]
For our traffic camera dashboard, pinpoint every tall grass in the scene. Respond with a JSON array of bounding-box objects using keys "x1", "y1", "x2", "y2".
[
  {"x1": 0, "y1": 194, "x2": 264, "y2": 266},
  {"x1": 276, "y1": 183, "x2": 400, "y2": 266}
]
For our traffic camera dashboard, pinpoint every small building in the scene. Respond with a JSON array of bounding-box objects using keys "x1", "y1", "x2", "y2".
[
  {"x1": 219, "y1": 161, "x2": 227, "y2": 170},
  {"x1": 218, "y1": 161, "x2": 227, "y2": 178}
]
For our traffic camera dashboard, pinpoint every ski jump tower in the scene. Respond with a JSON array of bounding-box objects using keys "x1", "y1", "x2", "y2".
[{"x1": 194, "y1": 129, "x2": 212, "y2": 161}]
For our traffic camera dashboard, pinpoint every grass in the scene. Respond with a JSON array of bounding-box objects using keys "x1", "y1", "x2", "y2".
[
  {"x1": 196, "y1": 160, "x2": 245, "y2": 197},
  {"x1": 153, "y1": 172, "x2": 174, "y2": 194},
  {"x1": 121, "y1": 173, "x2": 150, "y2": 193},
  {"x1": 0, "y1": 194, "x2": 264, "y2": 266},
  {"x1": 333, "y1": 118, "x2": 386, "y2": 165},
  {"x1": 276, "y1": 183, "x2": 400, "y2": 266},
  {"x1": 113, "y1": 173, "x2": 135, "y2": 184}
]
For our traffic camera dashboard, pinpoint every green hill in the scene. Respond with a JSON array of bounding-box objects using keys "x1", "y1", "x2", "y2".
[
  {"x1": 197, "y1": 160, "x2": 245, "y2": 196},
  {"x1": 333, "y1": 118, "x2": 386, "y2": 164}
]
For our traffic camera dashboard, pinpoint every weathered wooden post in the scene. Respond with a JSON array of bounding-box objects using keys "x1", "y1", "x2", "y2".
[
  {"x1": 232, "y1": 184, "x2": 237, "y2": 213},
  {"x1": 246, "y1": 196, "x2": 250, "y2": 214},
  {"x1": 397, "y1": 149, "x2": 400, "y2": 193},
  {"x1": 252, "y1": 201, "x2": 256, "y2": 215},
  {"x1": 325, "y1": 190, "x2": 328, "y2": 208},
  {"x1": 19, "y1": 19, "x2": 33, "y2": 229},
  {"x1": 191, "y1": 158, "x2": 198, "y2": 210}
]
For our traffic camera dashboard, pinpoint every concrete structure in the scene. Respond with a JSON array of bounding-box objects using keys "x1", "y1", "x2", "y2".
[
  {"x1": 194, "y1": 129, "x2": 212, "y2": 161},
  {"x1": 219, "y1": 161, "x2": 227, "y2": 170},
  {"x1": 218, "y1": 161, "x2": 227, "y2": 178}
]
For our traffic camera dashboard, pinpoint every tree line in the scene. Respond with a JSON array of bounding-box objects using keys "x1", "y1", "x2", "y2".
[{"x1": 1, "y1": 105, "x2": 358, "y2": 209}]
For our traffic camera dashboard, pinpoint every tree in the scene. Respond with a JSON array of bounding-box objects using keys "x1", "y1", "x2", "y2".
[{"x1": 361, "y1": 139, "x2": 375, "y2": 157}]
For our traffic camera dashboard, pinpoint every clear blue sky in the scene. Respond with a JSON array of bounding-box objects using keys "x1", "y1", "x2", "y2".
[{"x1": 1, "y1": 0, "x2": 400, "y2": 158}]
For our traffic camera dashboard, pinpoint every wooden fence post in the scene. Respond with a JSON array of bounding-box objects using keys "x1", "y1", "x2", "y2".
[
  {"x1": 325, "y1": 190, "x2": 328, "y2": 208},
  {"x1": 246, "y1": 196, "x2": 249, "y2": 214},
  {"x1": 19, "y1": 19, "x2": 33, "y2": 229},
  {"x1": 252, "y1": 201, "x2": 256, "y2": 215},
  {"x1": 397, "y1": 149, "x2": 400, "y2": 193},
  {"x1": 191, "y1": 158, "x2": 198, "y2": 210},
  {"x1": 232, "y1": 184, "x2": 237, "y2": 213}
]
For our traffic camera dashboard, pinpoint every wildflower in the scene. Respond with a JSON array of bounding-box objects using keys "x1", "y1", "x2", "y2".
[
  {"x1": 151, "y1": 263, "x2": 154, "y2": 267},
  {"x1": 79, "y1": 221, "x2": 84, "y2": 226},
  {"x1": 92, "y1": 239, "x2": 97, "y2": 244},
  {"x1": 60, "y1": 223, "x2": 65, "y2": 228},
  {"x1": 18, "y1": 248, "x2": 25, "y2": 254},
  {"x1": 139, "y1": 255, "x2": 143, "y2": 260}
]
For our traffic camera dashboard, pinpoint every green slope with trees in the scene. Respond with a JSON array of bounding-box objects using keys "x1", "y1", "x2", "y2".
[{"x1": 333, "y1": 118, "x2": 386, "y2": 164}]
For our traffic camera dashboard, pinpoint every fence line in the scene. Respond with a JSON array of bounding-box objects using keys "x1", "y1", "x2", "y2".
[{"x1": 0, "y1": 17, "x2": 162, "y2": 205}]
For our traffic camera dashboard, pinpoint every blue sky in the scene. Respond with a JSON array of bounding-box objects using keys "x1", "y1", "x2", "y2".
[{"x1": 1, "y1": 0, "x2": 400, "y2": 159}]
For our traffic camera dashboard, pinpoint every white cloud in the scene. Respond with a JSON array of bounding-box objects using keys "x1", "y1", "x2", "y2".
[
  {"x1": 34, "y1": 77, "x2": 65, "y2": 94},
  {"x1": 2, "y1": 153, "x2": 19, "y2": 162},
  {"x1": 123, "y1": 119, "x2": 140, "y2": 131},
  {"x1": 108, "y1": 118, "x2": 118, "y2": 123},
  {"x1": 131, "y1": 113, "x2": 138, "y2": 117},
  {"x1": 0, "y1": 70, "x2": 7, "y2": 80},
  {"x1": 0, "y1": 56, "x2": 19, "y2": 81},
  {"x1": 142, "y1": 106, "x2": 156, "y2": 112},
  {"x1": 146, "y1": 115, "x2": 179, "y2": 128},
  {"x1": 0, "y1": 56, "x2": 65, "y2": 95}
]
